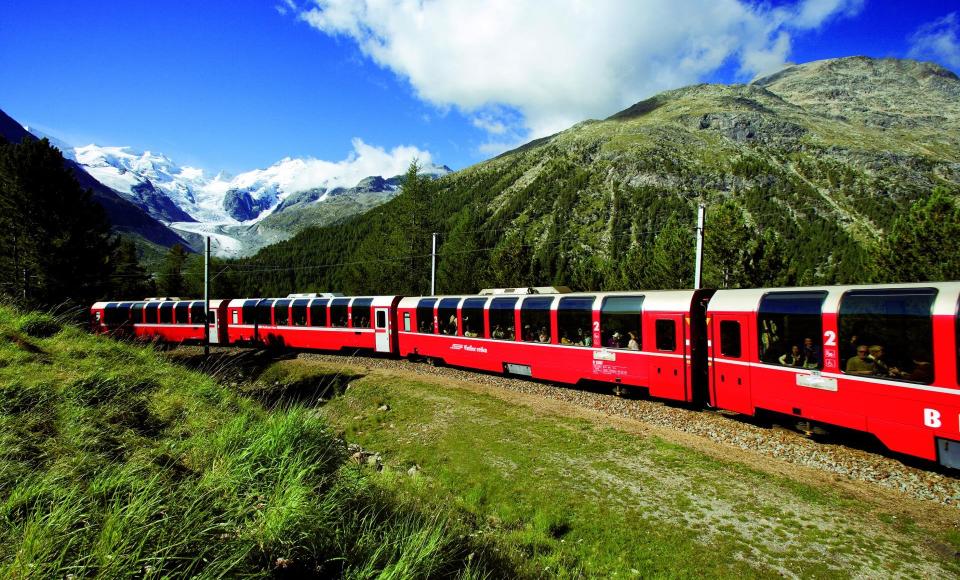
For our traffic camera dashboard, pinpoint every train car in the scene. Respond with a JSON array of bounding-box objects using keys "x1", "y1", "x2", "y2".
[
  {"x1": 396, "y1": 287, "x2": 715, "y2": 401},
  {"x1": 90, "y1": 298, "x2": 228, "y2": 345},
  {"x1": 225, "y1": 294, "x2": 401, "y2": 354},
  {"x1": 707, "y1": 282, "x2": 960, "y2": 468}
]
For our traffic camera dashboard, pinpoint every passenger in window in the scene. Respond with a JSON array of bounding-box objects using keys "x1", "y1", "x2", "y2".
[
  {"x1": 845, "y1": 345, "x2": 875, "y2": 375},
  {"x1": 448, "y1": 314, "x2": 457, "y2": 335},
  {"x1": 869, "y1": 345, "x2": 901, "y2": 378},
  {"x1": 492, "y1": 325, "x2": 505, "y2": 339},
  {"x1": 506, "y1": 326, "x2": 515, "y2": 340},
  {"x1": 560, "y1": 331, "x2": 572, "y2": 345},
  {"x1": 607, "y1": 332, "x2": 622, "y2": 349},
  {"x1": 538, "y1": 328, "x2": 549, "y2": 343},
  {"x1": 904, "y1": 351, "x2": 933, "y2": 383},
  {"x1": 627, "y1": 332, "x2": 640, "y2": 351},
  {"x1": 802, "y1": 337, "x2": 820, "y2": 370},
  {"x1": 579, "y1": 328, "x2": 592, "y2": 347},
  {"x1": 779, "y1": 345, "x2": 804, "y2": 367}
]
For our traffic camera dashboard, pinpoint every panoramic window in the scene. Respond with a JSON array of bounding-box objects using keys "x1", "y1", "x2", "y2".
[
  {"x1": 309, "y1": 299, "x2": 329, "y2": 327},
  {"x1": 273, "y1": 299, "x2": 291, "y2": 326},
  {"x1": 600, "y1": 295, "x2": 643, "y2": 350},
  {"x1": 351, "y1": 298, "x2": 373, "y2": 328},
  {"x1": 461, "y1": 298, "x2": 487, "y2": 338},
  {"x1": 104, "y1": 303, "x2": 130, "y2": 325},
  {"x1": 720, "y1": 320, "x2": 742, "y2": 358},
  {"x1": 330, "y1": 298, "x2": 350, "y2": 327},
  {"x1": 520, "y1": 297, "x2": 553, "y2": 343},
  {"x1": 130, "y1": 302, "x2": 145, "y2": 324},
  {"x1": 839, "y1": 288, "x2": 937, "y2": 383},
  {"x1": 291, "y1": 299, "x2": 309, "y2": 326},
  {"x1": 376, "y1": 310, "x2": 386, "y2": 329},
  {"x1": 416, "y1": 298, "x2": 436, "y2": 333},
  {"x1": 558, "y1": 296, "x2": 595, "y2": 346},
  {"x1": 175, "y1": 302, "x2": 190, "y2": 324},
  {"x1": 257, "y1": 300, "x2": 274, "y2": 326},
  {"x1": 758, "y1": 291, "x2": 826, "y2": 369},
  {"x1": 145, "y1": 302, "x2": 159, "y2": 324},
  {"x1": 655, "y1": 319, "x2": 676, "y2": 351},
  {"x1": 190, "y1": 302, "x2": 206, "y2": 325},
  {"x1": 437, "y1": 298, "x2": 460, "y2": 335},
  {"x1": 159, "y1": 302, "x2": 174, "y2": 324},
  {"x1": 242, "y1": 300, "x2": 257, "y2": 324},
  {"x1": 489, "y1": 297, "x2": 517, "y2": 340}
]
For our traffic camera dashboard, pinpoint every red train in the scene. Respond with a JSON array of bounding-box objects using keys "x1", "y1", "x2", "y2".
[{"x1": 91, "y1": 282, "x2": 960, "y2": 470}]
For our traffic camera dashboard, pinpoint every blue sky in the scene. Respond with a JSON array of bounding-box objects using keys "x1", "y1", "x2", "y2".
[{"x1": 1, "y1": 1, "x2": 958, "y2": 175}]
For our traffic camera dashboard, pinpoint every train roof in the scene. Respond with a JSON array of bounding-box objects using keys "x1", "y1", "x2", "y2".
[{"x1": 92, "y1": 299, "x2": 225, "y2": 309}]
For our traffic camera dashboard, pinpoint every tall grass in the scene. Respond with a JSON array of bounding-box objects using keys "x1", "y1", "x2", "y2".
[{"x1": 0, "y1": 305, "x2": 504, "y2": 577}]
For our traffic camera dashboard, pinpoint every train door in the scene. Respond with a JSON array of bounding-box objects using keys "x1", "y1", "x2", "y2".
[
  {"x1": 208, "y1": 309, "x2": 220, "y2": 344},
  {"x1": 648, "y1": 314, "x2": 688, "y2": 401},
  {"x1": 710, "y1": 313, "x2": 753, "y2": 414},
  {"x1": 374, "y1": 307, "x2": 390, "y2": 353}
]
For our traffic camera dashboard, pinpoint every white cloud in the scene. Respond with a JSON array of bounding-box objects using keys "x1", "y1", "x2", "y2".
[
  {"x1": 283, "y1": 138, "x2": 433, "y2": 193},
  {"x1": 908, "y1": 12, "x2": 960, "y2": 70},
  {"x1": 296, "y1": 0, "x2": 863, "y2": 150}
]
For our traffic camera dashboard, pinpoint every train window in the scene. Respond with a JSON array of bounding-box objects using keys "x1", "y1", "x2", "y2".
[
  {"x1": 159, "y1": 302, "x2": 174, "y2": 324},
  {"x1": 145, "y1": 302, "x2": 159, "y2": 324},
  {"x1": 489, "y1": 297, "x2": 517, "y2": 340},
  {"x1": 655, "y1": 319, "x2": 676, "y2": 351},
  {"x1": 376, "y1": 310, "x2": 386, "y2": 329},
  {"x1": 520, "y1": 297, "x2": 553, "y2": 343},
  {"x1": 190, "y1": 302, "x2": 206, "y2": 325},
  {"x1": 330, "y1": 299, "x2": 350, "y2": 327},
  {"x1": 130, "y1": 302, "x2": 145, "y2": 324},
  {"x1": 720, "y1": 321, "x2": 742, "y2": 358},
  {"x1": 232, "y1": 311, "x2": 238, "y2": 325},
  {"x1": 416, "y1": 298, "x2": 436, "y2": 333},
  {"x1": 351, "y1": 298, "x2": 373, "y2": 328},
  {"x1": 437, "y1": 298, "x2": 460, "y2": 335},
  {"x1": 839, "y1": 288, "x2": 936, "y2": 384},
  {"x1": 274, "y1": 299, "x2": 291, "y2": 326},
  {"x1": 175, "y1": 302, "x2": 190, "y2": 324},
  {"x1": 758, "y1": 291, "x2": 826, "y2": 369},
  {"x1": 257, "y1": 300, "x2": 274, "y2": 326},
  {"x1": 600, "y1": 295, "x2": 642, "y2": 350},
  {"x1": 559, "y1": 296, "x2": 595, "y2": 347},
  {"x1": 403, "y1": 312, "x2": 411, "y2": 332},
  {"x1": 104, "y1": 303, "x2": 130, "y2": 325},
  {"x1": 310, "y1": 299, "x2": 329, "y2": 327},
  {"x1": 292, "y1": 299, "x2": 309, "y2": 326},
  {"x1": 242, "y1": 300, "x2": 257, "y2": 324},
  {"x1": 461, "y1": 298, "x2": 487, "y2": 338}
]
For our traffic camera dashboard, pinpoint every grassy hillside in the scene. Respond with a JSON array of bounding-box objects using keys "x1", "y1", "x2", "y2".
[
  {"x1": 0, "y1": 308, "x2": 505, "y2": 577},
  {"x1": 227, "y1": 57, "x2": 960, "y2": 296}
]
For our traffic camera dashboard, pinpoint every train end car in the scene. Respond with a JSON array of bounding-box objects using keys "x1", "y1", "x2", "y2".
[
  {"x1": 707, "y1": 282, "x2": 960, "y2": 468},
  {"x1": 396, "y1": 287, "x2": 715, "y2": 402},
  {"x1": 225, "y1": 294, "x2": 401, "y2": 354},
  {"x1": 90, "y1": 298, "x2": 228, "y2": 345}
]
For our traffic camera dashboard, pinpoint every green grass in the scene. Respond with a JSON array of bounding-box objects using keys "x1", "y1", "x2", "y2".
[
  {"x1": 0, "y1": 306, "x2": 509, "y2": 577},
  {"x1": 318, "y1": 363, "x2": 960, "y2": 578}
]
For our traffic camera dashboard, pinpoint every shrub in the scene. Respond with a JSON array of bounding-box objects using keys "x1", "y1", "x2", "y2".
[{"x1": 17, "y1": 313, "x2": 62, "y2": 339}]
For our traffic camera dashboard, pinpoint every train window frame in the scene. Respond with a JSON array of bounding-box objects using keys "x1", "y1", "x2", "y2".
[
  {"x1": 838, "y1": 288, "x2": 937, "y2": 384},
  {"x1": 376, "y1": 310, "x2": 387, "y2": 329},
  {"x1": 330, "y1": 298, "x2": 350, "y2": 328},
  {"x1": 145, "y1": 302, "x2": 159, "y2": 324},
  {"x1": 104, "y1": 303, "x2": 130, "y2": 325},
  {"x1": 757, "y1": 291, "x2": 827, "y2": 369},
  {"x1": 190, "y1": 302, "x2": 206, "y2": 325},
  {"x1": 232, "y1": 310, "x2": 239, "y2": 325},
  {"x1": 520, "y1": 297, "x2": 554, "y2": 343},
  {"x1": 256, "y1": 300, "x2": 274, "y2": 326},
  {"x1": 175, "y1": 302, "x2": 190, "y2": 324},
  {"x1": 416, "y1": 298, "x2": 437, "y2": 334},
  {"x1": 351, "y1": 298, "x2": 373, "y2": 329},
  {"x1": 600, "y1": 295, "x2": 643, "y2": 350},
  {"x1": 461, "y1": 297, "x2": 487, "y2": 338},
  {"x1": 489, "y1": 297, "x2": 517, "y2": 341},
  {"x1": 242, "y1": 300, "x2": 257, "y2": 325},
  {"x1": 310, "y1": 299, "x2": 329, "y2": 327},
  {"x1": 655, "y1": 319, "x2": 677, "y2": 352},
  {"x1": 130, "y1": 302, "x2": 145, "y2": 324},
  {"x1": 291, "y1": 299, "x2": 309, "y2": 326},
  {"x1": 274, "y1": 299, "x2": 291, "y2": 326},
  {"x1": 558, "y1": 296, "x2": 596, "y2": 347},
  {"x1": 159, "y1": 302, "x2": 174, "y2": 324},
  {"x1": 403, "y1": 312, "x2": 411, "y2": 332},
  {"x1": 437, "y1": 298, "x2": 461, "y2": 336},
  {"x1": 719, "y1": 320, "x2": 742, "y2": 358}
]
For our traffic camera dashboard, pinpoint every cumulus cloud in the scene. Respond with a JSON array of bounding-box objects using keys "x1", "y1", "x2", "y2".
[
  {"x1": 282, "y1": 138, "x2": 434, "y2": 193},
  {"x1": 296, "y1": 0, "x2": 863, "y2": 152},
  {"x1": 908, "y1": 12, "x2": 960, "y2": 70}
]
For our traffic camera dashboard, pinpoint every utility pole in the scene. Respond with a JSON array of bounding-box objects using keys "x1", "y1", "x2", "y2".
[
  {"x1": 22, "y1": 268, "x2": 28, "y2": 302},
  {"x1": 203, "y1": 236, "x2": 210, "y2": 357},
  {"x1": 430, "y1": 232, "x2": 437, "y2": 295},
  {"x1": 694, "y1": 203, "x2": 705, "y2": 289}
]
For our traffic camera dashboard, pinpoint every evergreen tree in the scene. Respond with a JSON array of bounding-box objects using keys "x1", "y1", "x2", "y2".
[
  {"x1": 702, "y1": 201, "x2": 789, "y2": 289},
  {"x1": 157, "y1": 244, "x2": 189, "y2": 296},
  {"x1": 110, "y1": 237, "x2": 155, "y2": 299},
  {"x1": 876, "y1": 188, "x2": 960, "y2": 282},
  {"x1": 647, "y1": 214, "x2": 694, "y2": 289},
  {"x1": 0, "y1": 137, "x2": 115, "y2": 306}
]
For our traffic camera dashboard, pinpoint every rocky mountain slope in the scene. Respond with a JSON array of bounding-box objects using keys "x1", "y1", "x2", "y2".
[{"x1": 231, "y1": 57, "x2": 960, "y2": 295}]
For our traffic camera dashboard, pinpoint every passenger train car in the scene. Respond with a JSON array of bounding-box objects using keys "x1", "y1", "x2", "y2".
[{"x1": 90, "y1": 282, "x2": 960, "y2": 469}]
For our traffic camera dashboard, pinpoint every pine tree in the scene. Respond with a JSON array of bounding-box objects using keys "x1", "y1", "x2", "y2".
[
  {"x1": 647, "y1": 214, "x2": 694, "y2": 289},
  {"x1": 110, "y1": 237, "x2": 155, "y2": 299},
  {"x1": 876, "y1": 188, "x2": 960, "y2": 282},
  {"x1": 157, "y1": 244, "x2": 189, "y2": 297}
]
